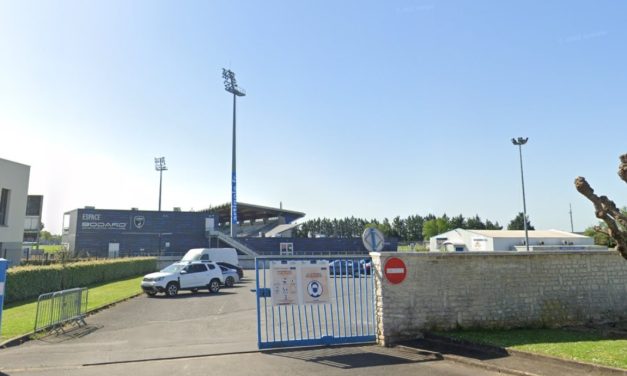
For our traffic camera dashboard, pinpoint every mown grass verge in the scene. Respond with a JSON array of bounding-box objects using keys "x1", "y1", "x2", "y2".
[
  {"x1": 1, "y1": 276, "x2": 144, "y2": 342},
  {"x1": 440, "y1": 328, "x2": 627, "y2": 369},
  {"x1": 38, "y1": 245, "x2": 65, "y2": 253}
]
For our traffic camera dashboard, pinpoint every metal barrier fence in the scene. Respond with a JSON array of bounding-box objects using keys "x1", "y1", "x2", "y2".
[
  {"x1": 256, "y1": 256, "x2": 376, "y2": 349},
  {"x1": 34, "y1": 287, "x2": 88, "y2": 333}
]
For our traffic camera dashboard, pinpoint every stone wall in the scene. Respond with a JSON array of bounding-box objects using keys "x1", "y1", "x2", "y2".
[{"x1": 371, "y1": 251, "x2": 627, "y2": 346}]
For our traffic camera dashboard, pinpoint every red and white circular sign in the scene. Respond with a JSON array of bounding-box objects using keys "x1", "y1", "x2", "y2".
[{"x1": 384, "y1": 257, "x2": 407, "y2": 284}]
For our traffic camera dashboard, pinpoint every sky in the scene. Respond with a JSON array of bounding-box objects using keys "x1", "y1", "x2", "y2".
[{"x1": 1, "y1": 0, "x2": 625, "y2": 235}]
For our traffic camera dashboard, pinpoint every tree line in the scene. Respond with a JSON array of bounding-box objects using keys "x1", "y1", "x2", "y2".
[{"x1": 294, "y1": 213, "x2": 533, "y2": 241}]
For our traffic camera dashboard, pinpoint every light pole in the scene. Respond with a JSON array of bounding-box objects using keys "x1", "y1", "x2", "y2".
[
  {"x1": 512, "y1": 137, "x2": 530, "y2": 251},
  {"x1": 154, "y1": 157, "x2": 167, "y2": 212},
  {"x1": 222, "y1": 68, "x2": 246, "y2": 238}
]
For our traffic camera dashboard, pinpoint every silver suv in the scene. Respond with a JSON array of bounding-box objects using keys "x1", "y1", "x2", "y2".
[{"x1": 141, "y1": 261, "x2": 225, "y2": 297}]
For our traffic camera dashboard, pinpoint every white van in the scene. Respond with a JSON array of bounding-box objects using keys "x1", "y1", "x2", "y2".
[{"x1": 181, "y1": 248, "x2": 239, "y2": 266}]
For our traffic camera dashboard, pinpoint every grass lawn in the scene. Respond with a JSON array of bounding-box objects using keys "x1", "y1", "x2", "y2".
[
  {"x1": 441, "y1": 328, "x2": 627, "y2": 369},
  {"x1": 1, "y1": 276, "x2": 144, "y2": 342},
  {"x1": 397, "y1": 245, "x2": 428, "y2": 252},
  {"x1": 38, "y1": 245, "x2": 65, "y2": 253}
]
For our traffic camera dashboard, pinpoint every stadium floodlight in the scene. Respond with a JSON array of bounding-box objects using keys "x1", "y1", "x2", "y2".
[
  {"x1": 222, "y1": 68, "x2": 246, "y2": 97},
  {"x1": 511, "y1": 137, "x2": 530, "y2": 251},
  {"x1": 155, "y1": 157, "x2": 167, "y2": 212},
  {"x1": 222, "y1": 68, "x2": 246, "y2": 237}
]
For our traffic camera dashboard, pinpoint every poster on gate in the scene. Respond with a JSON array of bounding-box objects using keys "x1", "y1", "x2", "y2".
[
  {"x1": 270, "y1": 261, "x2": 299, "y2": 306},
  {"x1": 300, "y1": 262, "x2": 331, "y2": 305}
]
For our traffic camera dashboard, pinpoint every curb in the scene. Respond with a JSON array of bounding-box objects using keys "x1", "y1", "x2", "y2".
[
  {"x1": 395, "y1": 344, "x2": 538, "y2": 376},
  {"x1": 424, "y1": 333, "x2": 627, "y2": 376},
  {"x1": 0, "y1": 292, "x2": 144, "y2": 349}
]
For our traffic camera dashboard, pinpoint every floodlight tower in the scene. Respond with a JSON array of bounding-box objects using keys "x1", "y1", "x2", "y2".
[
  {"x1": 511, "y1": 137, "x2": 530, "y2": 251},
  {"x1": 222, "y1": 68, "x2": 246, "y2": 238},
  {"x1": 155, "y1": 157, "x2": 167, "y2": 212}
]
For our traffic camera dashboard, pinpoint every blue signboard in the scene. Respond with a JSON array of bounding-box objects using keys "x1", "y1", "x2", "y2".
[{"x1": 0, "y1": 259, "x2": 7, "y2": 336}]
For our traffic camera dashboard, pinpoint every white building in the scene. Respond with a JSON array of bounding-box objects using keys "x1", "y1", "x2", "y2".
[
  {"x1": 0, "y1": 158, "x2": 30, "y2": 265},
  {"x1": 429, "y1": 228, "x2": 600, "y2": 252}
]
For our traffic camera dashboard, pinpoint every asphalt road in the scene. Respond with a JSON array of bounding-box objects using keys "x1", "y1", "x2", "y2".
[{"x1": 0, "y1": 277, "x2": 505, "y2": 376}]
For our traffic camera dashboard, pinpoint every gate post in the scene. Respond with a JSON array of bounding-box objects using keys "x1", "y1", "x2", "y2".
[
  {"x1": 370, "y1": 253, "x2": 387, "y2": 346},
  {"x1": 0, "y1": 258, "x2": 8, "y2": 337}
]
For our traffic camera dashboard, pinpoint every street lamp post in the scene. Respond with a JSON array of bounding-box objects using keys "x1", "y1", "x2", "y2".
[
  {"x1": 222, "y1": 68, "x2": 246, "y2": 238},
  {"x1": 511, "y1": 137, "x2": 530, "y2": 251},
  {"x1": 154, "y1": 157, "x2": 167, "y2": 212}
]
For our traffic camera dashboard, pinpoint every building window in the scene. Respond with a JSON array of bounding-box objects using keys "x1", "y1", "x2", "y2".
[
  {"x1": 26, "y1": 195, "x2": 43, "y2": 216},
  {"x1": 63, "y1": 214, "x2": 71, "y2": 233},
  {"x1": 0, "y1": 188, "x2": 9, "y2": 226}
]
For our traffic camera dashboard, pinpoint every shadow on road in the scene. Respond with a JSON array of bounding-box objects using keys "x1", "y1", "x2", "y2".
[
  {"x1": 37, "y1": 324, "x2": 104, "y2": 344},
  {"x1": 264, "y1": 345, "x2": 443, "y2": 369},
  {"x1": 148, "y1": 291, "x2": 238, "y2": 299},
  {"x1": 398, "y1": 337, "x2": 510, "y2": 361}
]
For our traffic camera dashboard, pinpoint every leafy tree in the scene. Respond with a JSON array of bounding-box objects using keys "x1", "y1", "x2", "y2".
[
  {"x1": 405, "y1": 215, "x2": 425, "y2": 241},
  {"x1": 583, "y1": 207, "x2": 627, "y2": 248},
  {"x1": 40, "y1": 230, "x2": 53, "y2": 242},
  {"x1": 449, "y1": 214, "x2": 465, "y2": 229},
  {"x1": 584, "y1": 223, "x2": 616, "y2": 247},
  {"x1": 466, "y1": 215, "x2": 487, "y2": 230},
  {"x1": 422, "y1": 217, "x2": 450, "y2": 240},
  {"x1": 485, "y1": 220, "x2": 503, "y2": 230},
  {"x1": 507, "y1": 212, "x2": 535, "y2": 231},
  {"x1": 296, "y1": 212, "x2": 503, "y2": 241},
  {"x1": 379, "y1": 218, "x2": 395, "y2": 238},
  {"x1": 392, "y1": 216, "x2": 407, "y2": 241}
]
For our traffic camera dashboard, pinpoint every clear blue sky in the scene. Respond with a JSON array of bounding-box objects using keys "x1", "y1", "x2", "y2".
[{"x1": 1, "y1": 1, "x2": 625, "y2": 234}]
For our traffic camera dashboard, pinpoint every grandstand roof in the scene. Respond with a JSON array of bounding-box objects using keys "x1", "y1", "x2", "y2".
[
  {"x1": 203, "y1": 202, "x2": 305, "y2": 224},
  {"x1": 264, "y1": 223, "x2": 301, "y2": 237}
]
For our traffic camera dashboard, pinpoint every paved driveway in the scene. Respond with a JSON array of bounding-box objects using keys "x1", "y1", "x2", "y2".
[{"x1": 0, "y1": 277, "x2": 504, "y2": 376}]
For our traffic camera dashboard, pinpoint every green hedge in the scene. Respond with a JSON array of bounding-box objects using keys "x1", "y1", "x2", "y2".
[{"x1": 5, "y1": 257, "x2": 157, "y2": 303}]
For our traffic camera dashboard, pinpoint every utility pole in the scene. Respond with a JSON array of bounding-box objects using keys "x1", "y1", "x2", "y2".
[
  {"x1": 569, "y1": 203, "x2": 574, "y2": 233},
  {"x1": 222, "y1": 68, "x2": 246, "y2": 238},
  {"x1": 154, "y1": 157, "x2": 167, "y2": 211},
  {"x1": 512, "y1": 137, "x2": 530, "y2": 251}
]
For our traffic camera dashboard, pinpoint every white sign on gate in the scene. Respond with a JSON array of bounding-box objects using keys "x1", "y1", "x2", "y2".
[
  {"x1": 270, "y1": 262, "x2": 299, "y2": 306},
  {"x1": 270, "y1": 261, "x2": 331, "y2": 306},
  {"x1": 300, "y1": 263, "x2": 331, "y2": 305}
]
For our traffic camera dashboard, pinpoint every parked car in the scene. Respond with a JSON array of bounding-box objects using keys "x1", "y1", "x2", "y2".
[
  {"x1": 217, "y1": 262, "x2": 244, "y2": 279},
  {"x1": 328, "y1": 260, "x2": 359, "y2": 276},
  {"x1": 141, "y1": 261, "x2": 224, "y2": 297},
  {"x1": 359, "y1": 259, "x2": 372, "y2": 275},
  {"x1": 219, "y1": 265, "x2": 240, "y2": 287},
  {"x1": 182, "y1": 248, "x2": 239, "y2": 265}
]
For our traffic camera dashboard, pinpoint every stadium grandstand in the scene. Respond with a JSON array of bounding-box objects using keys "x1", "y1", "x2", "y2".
[
  {"x1": 61, "y1": 202, "x2": 398, "y2": 266},
  {"x1": 202, "y1": 202, "x2": 305, "y2": 238}
]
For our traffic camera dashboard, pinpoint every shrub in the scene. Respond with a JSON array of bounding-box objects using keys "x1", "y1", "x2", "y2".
[{"x1": 4, "y1": 257, "x2": 156, "y2": 303}]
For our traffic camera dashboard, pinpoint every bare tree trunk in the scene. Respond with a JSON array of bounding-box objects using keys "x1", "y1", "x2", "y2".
[{"x1": 575, "y1": 153, "x2": 627, "y2": 260}]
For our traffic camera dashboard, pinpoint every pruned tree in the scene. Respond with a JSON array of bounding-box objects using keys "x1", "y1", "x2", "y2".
[{"x1": 575, "y1": 153, "x2": 627, "y2": 260}]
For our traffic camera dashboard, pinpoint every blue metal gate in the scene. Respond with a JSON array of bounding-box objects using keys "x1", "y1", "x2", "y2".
[{"x1": 255, "y1": 256, "x2": 376, "y2": 350}]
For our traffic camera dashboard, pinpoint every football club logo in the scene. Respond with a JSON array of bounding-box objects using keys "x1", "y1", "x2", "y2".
[
  {"x1": 133, "y1": 216, "x2": 145, "y2": 229},
  {"x1": 307, "y1": 280, "x2": 323, "y2": 298}
]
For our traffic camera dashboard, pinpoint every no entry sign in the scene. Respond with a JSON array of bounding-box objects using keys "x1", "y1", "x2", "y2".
[{"x1": 384, "y1": 257, "x2": 407, "y2": 284}]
